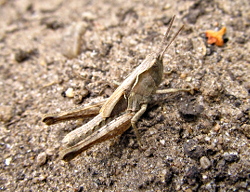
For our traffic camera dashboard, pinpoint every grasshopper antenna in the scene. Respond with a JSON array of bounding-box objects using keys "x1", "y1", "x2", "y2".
[{"x1": 158, "y1": 15, "x2": 184, "y2": 60}]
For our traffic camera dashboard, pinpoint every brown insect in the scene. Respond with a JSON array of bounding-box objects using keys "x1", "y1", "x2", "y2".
[{"x1": 43, "y1": 16, "x2": 190, "y2": 161}]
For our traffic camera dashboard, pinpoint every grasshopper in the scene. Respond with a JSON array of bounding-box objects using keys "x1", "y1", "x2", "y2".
[{"x1": 42, "y1": 16, "x2": 191, "y2": 161}]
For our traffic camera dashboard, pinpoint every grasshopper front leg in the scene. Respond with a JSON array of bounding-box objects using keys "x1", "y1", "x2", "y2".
[{"x1": 156, "y1": 88, "x2": 193, "y2": 94}]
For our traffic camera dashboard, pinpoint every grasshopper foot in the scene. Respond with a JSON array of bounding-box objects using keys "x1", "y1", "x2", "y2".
[{"x1": 131, "y1": 122, "x2": 147, "y2": 151}]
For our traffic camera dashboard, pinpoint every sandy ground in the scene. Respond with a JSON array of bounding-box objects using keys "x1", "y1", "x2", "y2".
[{"x1": 0, "y1": 0, "x2": 249, "y2": 191}]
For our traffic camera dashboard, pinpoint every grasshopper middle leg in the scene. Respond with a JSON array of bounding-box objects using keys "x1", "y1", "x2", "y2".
[
  {"x1": 156, "y1": 88, "x2": 193, "y2": 94},
  {"x1": 130, "y1": 88, "x2": 193, "y2": 149}
]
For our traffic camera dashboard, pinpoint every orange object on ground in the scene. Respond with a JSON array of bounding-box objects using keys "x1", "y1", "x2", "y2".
[{"x1": 205, "y1": 27, "x2": 226, "y2": 46}]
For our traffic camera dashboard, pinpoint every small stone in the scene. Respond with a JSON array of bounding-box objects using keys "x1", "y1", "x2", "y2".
[
  {"x1": 185, "y1": 9, "x2": 203, "y2": 24},
  {"x1": 36, "y1": 152, "x2": 47, "y2": 166},
  {"x1": 164, "y1": 167, "x2": 173, "y2": 184},
  {"x1": 159, "y1": 139, "x2": 165, "y2": 145},
  {"x1": 45, "y1": 148, "x2": 55, "y2": 156},
  {"x1": 61, "y1": 22, "x2": 87, "y2": 59},
  {"x1": 213, "y1": 123, "x2": 221, "y2": 132},
  {"x1": 241, "y1": 124, "x2": 250, "y2": 138},
  {"x1": 185, "y1": 76, "x2": 192, "y2": 82},
  {"x1": 200, "y1": 156, "x2": 211, "y2": 169},
  {"x1": 144, "y1": 147, "x2": 155, "y2": 157},
  {"x1": 162, "y1": 3, "x2": 171, "y2": 10},
  {"x1": 73, "y1": 94, "x2": 83, "y2": 104},
  {"x1": 184, "y1": 166, "x2": 201, "y2": 185},
  {"x1": 40, "y1": 17, "x2": 63, "y2": 30},
  {"x1": 38, "y1": 1, "x2": 62, "y2": 13},
  {"x1": 73, "y1": 89, "x2": 89, "y2": 104},
  {"x1": 5, "y1": 157, "x2": 12, "y2": 166},
  {"x1": 14, "y1": 49, "x2": 37, "y2": 62},
  {"x1": 178, "y1": 97, "x2": 204, "y2": 122},
  {"x1": 183, "y1": 139, "x2": 205, "y2": 160},
  {"x1": 223, "y1": 152, "x2": 239, "y2": 163},
  {"x1": 32, "y1": 175, "x2": 47, "y2": 183},
  {"x1": 15, "y1": 49, "x2": 29, "y2": 62},
  {"x1": 81, "y1": 12, "x2": 97, "y2": 21},
  {"x1": 0, "y1": 105, "x2": 13, "y2": 122},
  {"x1": 180, "y1": 73, "x2": 187, "y2": 79},
  {"x1": 65, "y1": 87, "x2": 75, "y2": 98}
]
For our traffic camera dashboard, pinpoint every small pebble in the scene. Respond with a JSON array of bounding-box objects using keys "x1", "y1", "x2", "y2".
[
  {"x1": 82, "y1": 12, "x2": 97, "y2": 21},
  {"x1": 32, "y1": 175, "x2": 47, "y2": 183},
  {"x1": 5, "y1": 157, "x2": 12, "y2": 166},
  {"x1": 180, "y1": 73, "x2": 187, "y2": 79},
  {"x1": 159, "y1": 139, "x2": 165, "y2": 145},
  {"x1": 223, "y1": 152, "x2": 239, "y2": 163},
  {"x1": 213, "y1": 123, "x2": 221, "y2": 132},
  {"x1": 61, "y1": 22, "x2": 87, "y2": 59},
  {"x1": 144, "y1": 147, "x2": 155, "y2": 157},
  {"x1": 14, "y1": 49, "x2": 30, "y2": 62},
  {"x1": 185, "y1": 76, "x2": 192, "y2": 82},
  {"x1": 241, "y1": 124, "x2": 250, "y2": 138},
  {"x1": 164, "y1": 167, "x2": 173, "y2": 184},
  {"x1": 73, "y1": 94, "x2": 83, "y2": 104},
  {"x1": 14, "y1": 49, "x2": 37, "y2": 62},
  {"x1": 36, "y1": 152, "x2": 47, "y2": 166},
  {"x1": 183, "y1": 139, "x2": 205, "y2": 160},
  {"x1": 185, "y1": 166, "x2": 201, "y2": 185},
  {"x1": 0, "y1": 105, "x2": 13, "y2": 122},
  {"x1": 45, "y1": 148, "x2": 55, "y2": 156},
  {"x1": 65, "y1": 87, "x2": 75, "y2": 98},
  {"x1": 178, "y1": 98, "x2": 204, "y2": 122},
  {"x1": 162, "y1": 3, "x2": 171, "y2": 10},
  {"x1": 200, "y1": 156, "x2": 211, "y2": 169}
]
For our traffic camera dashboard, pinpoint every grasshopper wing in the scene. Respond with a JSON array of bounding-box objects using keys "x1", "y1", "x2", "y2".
[{"x1": 100, "y1": 53, "x2": 157, "y2": 118}]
